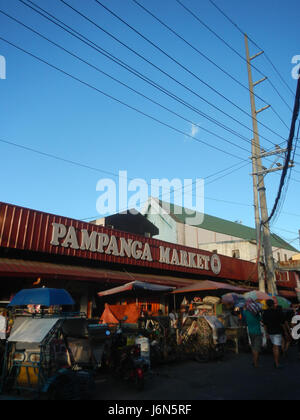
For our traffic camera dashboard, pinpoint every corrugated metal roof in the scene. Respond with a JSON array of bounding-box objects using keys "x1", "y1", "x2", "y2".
[{"x1": 158, "y1": 200, "x2": 298, "y2": 253}]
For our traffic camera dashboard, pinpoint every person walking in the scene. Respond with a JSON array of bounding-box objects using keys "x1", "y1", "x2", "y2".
[
  {"x1": 263, "y1": 300, "x2": 287, "y2": 369},
  {"x1": 243, "y1": 299, "x2": 263, "y2": 368}
]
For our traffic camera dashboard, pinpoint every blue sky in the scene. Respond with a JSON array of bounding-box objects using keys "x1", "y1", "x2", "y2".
[{"x1": 0, "y1": 0, "x2": 299, "y2": 249}]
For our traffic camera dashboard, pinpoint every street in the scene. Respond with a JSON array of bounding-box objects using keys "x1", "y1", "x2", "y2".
[{"x1": 95, "y1": 347, "x2": 300, "y2": 400}]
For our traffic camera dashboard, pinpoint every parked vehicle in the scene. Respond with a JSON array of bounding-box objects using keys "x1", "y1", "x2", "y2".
[
  {"x1": 106, "y1": 317, "x2": 148, "y2": 391},
  {"x1": 0, "y1": 288, "x2": 99, "y2": 400},
  {"x1": 0, "y1": 315, "x2": 96, "y2": 400},
  {"x1": 179, "y1": 315, "x2": 226, "y2": 363}
]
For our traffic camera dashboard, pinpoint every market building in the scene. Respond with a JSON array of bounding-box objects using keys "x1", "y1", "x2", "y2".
[
  {"x1": 142, "y1": 197, "x2": 298, "y2": 263},
  {"x1": 0, "y1": 201, "x2": 298, "y2": 316}
]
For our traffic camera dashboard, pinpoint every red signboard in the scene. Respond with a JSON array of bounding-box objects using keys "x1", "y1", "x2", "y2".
[{"x1": 0, "y1": 202, "x2": 260, "y2": 284}]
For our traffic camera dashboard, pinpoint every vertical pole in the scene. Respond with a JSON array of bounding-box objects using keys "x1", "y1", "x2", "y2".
[
  {"x1": 245, "y1": 34, "x2": 277, "y2": 296},
  {"x1": 251, "y1": 138, "x2": 266, "y2": 292}
]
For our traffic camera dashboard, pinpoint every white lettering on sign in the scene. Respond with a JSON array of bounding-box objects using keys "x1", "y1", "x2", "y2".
[
  {"x1": 50, "y1": 223, "x2": 67, "y2": 246},
  {"x1": 211, "y1": 254, "x2": 222, "y2": 275},
  {"x1": 158, "y1": 246, "x2": 221, "y2": 274},
  {"x1": 50, "y1": 223, "x2": 220, "y2": 272},
  {"x1": 80, "y1": 230, "x2": 98, "y2": 252},
  {"x1": 50, "y1": 223, "x2": 153, "y2": 262},
  {"x1": 61, "y1": 226, "x2": 79, "y2": 250}
]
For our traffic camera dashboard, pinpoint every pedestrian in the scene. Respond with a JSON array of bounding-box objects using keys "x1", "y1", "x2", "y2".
[
  {"x1": 243, "y1": 299, "x2": 263, "y2": 368},
  {"x1": 169, "y1": 309, "x2": 178, "y2": 329},
  {"x1": 262, "y1": 299, "x2": 287, "y2": 369},
  {"x1": 294, "y1": 305, "x2": 300, "y2": 360},
  {"x1": 278, "y1": 306, "x2": 293, "y2": 358}
]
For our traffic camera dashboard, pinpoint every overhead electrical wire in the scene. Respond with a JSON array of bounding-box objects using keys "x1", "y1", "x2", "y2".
[
  {"x1": 131, "y1": 0, "x2": 290, "y2": 131},
  {"x1": 20, "y1": 0, "x2": 295, "y2": 156},
  {"x1": 0, "y1": 135, "x2": 251, "y2": 222},
  {"x1": 0, "y1": 9, "x2": 254, "y2": 157},
  {"x1": 207, "y1": 0, "x2": 295, "y2": 98},
  {"x1": 270, "y1": 120, "x2": 300, "y2": 227},
  {"x1": 18, "y1": 0, "x2": 267, "y2": 151},
  {"x1": 176, "y1": 0, "x2": 294, "y2": 112},
  {"x1": 91, "y1": 0, "x2": 290, "y2": 143},
  {"x1": 9, "y1": 6, "x2": 300, "y2": 187},
  {"x1": 265, "y1": 71, "x2": 300, "y2": 225},
  {"x1": 0, "y1": 2, "x2": 298, "y2": 240},
  {"x1": 66, "y1": 0, "x2": 300, "y2": 168},
  {"x1": 92, "y1": 0, "x2": 300, "y2": 169},
  {"x1": 2, "y1": 7, "x2": 299, "y2": 183},
  {"x1": 0, "y1": 35, "x2": 249, "y2": 162}
]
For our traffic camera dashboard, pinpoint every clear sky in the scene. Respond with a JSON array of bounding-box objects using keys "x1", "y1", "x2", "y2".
[{"x1": 0, "y1": 0, "x2": 299, "y2": 249}]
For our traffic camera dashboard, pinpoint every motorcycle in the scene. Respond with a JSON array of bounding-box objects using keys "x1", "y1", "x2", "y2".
[{"x1": 107, "y1": 317, "x2": 147, "y2": 391}]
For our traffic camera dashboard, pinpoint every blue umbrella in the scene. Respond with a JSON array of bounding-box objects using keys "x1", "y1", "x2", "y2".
[{"x1": 8, "y1": 288, "x2": 75, "y2": 307}]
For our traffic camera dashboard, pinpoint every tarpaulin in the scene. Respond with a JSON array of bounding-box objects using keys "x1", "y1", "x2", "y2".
[{"x1": 100, "y1": 303, "x2": 140, "y2": 324}]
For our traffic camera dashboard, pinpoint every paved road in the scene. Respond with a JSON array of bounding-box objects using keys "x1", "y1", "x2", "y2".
[{"x1": 95, "y1": 347, "x2": 300, "y2": 400}]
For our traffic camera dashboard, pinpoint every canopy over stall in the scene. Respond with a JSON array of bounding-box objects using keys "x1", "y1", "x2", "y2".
[
  {"x1": 172, "y1": 280, "x2": 249, "y2": 295},
  {"x1": 98, "y1": 281, "x2": 175, "y2": 297},
  {"x1": 98, "y1": 281, "x2": 175, "y2": 318}
]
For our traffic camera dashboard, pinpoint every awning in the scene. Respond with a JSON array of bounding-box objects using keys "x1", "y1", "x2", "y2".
[
  {"x1": 0, "y1": 258, "x2": 194, "y2": 288},
  {"x1": 98, "y1": 281, "x2": 175, "y2": 297},
  {"x1": 172, "y1": 280, "x2": 249, "y2": 294}
]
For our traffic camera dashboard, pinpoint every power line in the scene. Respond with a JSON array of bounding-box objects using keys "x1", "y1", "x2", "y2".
[
  {"x1": 132, "y1": 0, "x2": 290, "y2": 131},
  {"x1": 177, "y1": 0, "x2": 294, "y2": 112},
  {"x1": 1, "y1": 4, "x2": 298, "y2": 242},
  {"x1": 270, "y1": 127, "x2": 298, "y2": 226},
  {"x1": 18, "y1": 0, "x2": 264, "y2": 151},
  {"x1": 4, "y1": 7, "x2": 299, "y2": 181},
  {"x1": 207, "y1": 0, "x2": 295, "y2": 98},
  {"x1": 21, "y1": 0, "x2": 294, "y2": 153},
  {"x1": 3, "y1": 133, "x2": 297, "y2": 228},
  {"x1": 0, "y1": 135, "x2": 251, "y2": 222},
  {"x1": 91, "y1": 0, "x2": 289, "y2": 144},
  {"x1": 265, "y1": 71, "x2": 300, "y2": 225},
  {"x1": 4, "y1": 8, "x2": 300, "y2": 186},
  {"x1": 0, "y1": 34, "x2": 250, "y2": 162},
  {"x1": 0, "y1": 8, "x2": 253, "y2": 157}
]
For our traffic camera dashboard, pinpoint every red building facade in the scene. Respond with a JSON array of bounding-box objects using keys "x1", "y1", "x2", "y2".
[{"x1": 0, "y1": 202, "x2": 297, "y2": 313}]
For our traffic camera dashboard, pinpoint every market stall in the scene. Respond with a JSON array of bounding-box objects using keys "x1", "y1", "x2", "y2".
[
  {"x1": 171, "y1": 281, "x2": 249, "y2": 356},
  {"x1": 98, "y1": 281, "x2": 175, "y2": 317}
]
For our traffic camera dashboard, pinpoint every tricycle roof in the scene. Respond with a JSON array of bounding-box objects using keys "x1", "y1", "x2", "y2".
[{"x1": 8, "y1": 318, "x2": 60, "y2": 344}]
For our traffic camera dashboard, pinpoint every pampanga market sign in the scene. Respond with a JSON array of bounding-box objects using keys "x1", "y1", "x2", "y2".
[{"x1": 50, "y1": 223, "x2": 222, "y2": 275}]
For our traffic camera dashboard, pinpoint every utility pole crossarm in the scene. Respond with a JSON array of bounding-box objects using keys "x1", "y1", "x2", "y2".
[{"x1": 256, "y1": 105, "x2": 271, "y2": 115}]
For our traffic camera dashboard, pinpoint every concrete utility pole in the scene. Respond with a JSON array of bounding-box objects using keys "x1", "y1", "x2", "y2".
[
  {"x1": 245, "y1": 34, "x2": 278, "y2": 296},
  {"x1": 251, "y1": 138, "x2": 266, "y2": 292}
]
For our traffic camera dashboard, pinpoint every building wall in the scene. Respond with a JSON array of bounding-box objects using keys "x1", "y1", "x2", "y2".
[
  {"x1": 143, "y1": 198, "x2": 298, "y2": 263},
  {"x1": 145, "y1": 212, "x2": 178, "y2": 244}
]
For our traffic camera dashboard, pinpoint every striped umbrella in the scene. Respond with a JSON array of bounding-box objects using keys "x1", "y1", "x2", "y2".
[
  {"x1": 222, "y1": 293, "x2": 245, "y2": 306},
  {"x1": 243, "y1": 290, "x2": 273, "y2": 302}
]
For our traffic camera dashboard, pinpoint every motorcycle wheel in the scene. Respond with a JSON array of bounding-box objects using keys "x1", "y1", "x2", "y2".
[
  {"x1": 134, "y1": 374, "x2": 144, "y2": 391},
  {"x1": 194, "y1": 347, "x2": 211, "y2": 363}
]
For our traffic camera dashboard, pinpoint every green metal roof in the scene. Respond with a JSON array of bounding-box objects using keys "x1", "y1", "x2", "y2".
[{"x1": 158, "y1": 200, "x2": 298, "y2": 253}]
